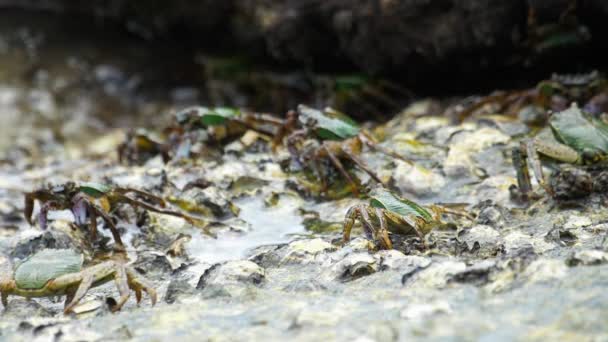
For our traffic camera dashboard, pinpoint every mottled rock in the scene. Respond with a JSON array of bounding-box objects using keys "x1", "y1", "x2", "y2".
[
  {"x1": 400, "y1": 300, "x2": 452, "y2": 320},
  {"x1": 322, "y1": 253, "x2": 378, "y2": 282},
  {"x1": 164, "y1": 278, "x2": 196, "y2": 304},
  {"x1": 405, "y1": 261, "x2": 466, "y2": 288},
  {"x1": 376, "y1": 250, "x2": 431, "y2": 272},
  {"x1": 196, "y1": 260, "x2": 265, "y2": 293},
  {"x1": 10, "y1": 228, "x2": 80, "y2": 260},
  {"x1": 444, "y1": 127, "x2": 510, "y2": 178},
  {"x1": 457, "y1": 225, "x2": 503, "y2": 256},
  {"x1": 392, "y1": 162, "x2": 446, "y2": 196},
  {"x1": 180, "y1": 186, "x2": 239, "y2": 218},
  {"x1": 281, "y1": 238, "x2": 336, "y2": 265},
  {"x1": 521, "y1": 259, "x2": 568, "y2": 284},
  {"x1": 567, "y1": 250, "x2": 608, "y2": 267},
  {"x1": 450, "y1": 260, "x2": 497, "y2": 286}
]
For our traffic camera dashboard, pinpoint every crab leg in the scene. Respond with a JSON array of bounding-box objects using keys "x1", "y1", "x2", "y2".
[
  {"x1": 359, "y1": 132, "x2": 414, "y2": 166},
  {"x1": 111, "y1": 265, "x2": 131, "y2": 312},
  {"x1": 272, "y1": 110, "x2": 298, "y2": 150},
  {"x1": 63, "y1": 274, "x2": 94, "y2": 314},
  {"x1": 323, "y1": 144, "x2": 360, "y2": 197},
  {"x1": 126, "y1": 267, "x2": 157, "y2": 306},
  {"x1": 113, "y1": 188, "x2": 166, "y2": 208},
  {"x1": 342, "y1": 148, "x2": 384, "y2": 185},
  {"x1": 310, "y1": 157, "x2": 327, "y2": 193},
  {"x1": 400, "y1": 215, "x2": 429, "y2": 248},
  {"x1": 512, "y1": 144, "x2": 533, "y2": 198},
  {"x1": 91, "y1": 205, "x2": 125, "y2": 249},
  {"x1": 286, "y1": 129, "x2": 308, "y2": 169},
  {"x1": 344, "y1": 205, "x2": 376, "y2": 244},
  {"x1": 113, "y1": 194, "x2": 196, "y2": 225},
  {"x1": 375, "y1": 208, "x2": 392, "y2": 249}
]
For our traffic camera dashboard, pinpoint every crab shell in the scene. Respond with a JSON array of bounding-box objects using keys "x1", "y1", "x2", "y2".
[{"x1": 14, "y1": 249, "x2": 83, "y2": 289}]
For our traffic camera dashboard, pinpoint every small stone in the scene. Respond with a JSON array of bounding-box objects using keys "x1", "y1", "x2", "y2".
[
  {"x1": 281, "y1": 239, "x2": 336, "y2": 264},
  {"x1": 457, "y1": 225, "x2": 502, "y2": 256},
  {"x1": 444, "y1": 127, "x2": 510, "y2": 178},
  {"x1": 376, "y1": 250, "x2": 431, "y2": 272},
  {"x1": 392, "y1": 161, "x2": 445, "y2": 196},
  {"x1": 567, "y1": 250, "x2": 608, "y2": 266},
  {"x1": 342, "y1": 237, "x2": 374, "y2": 253},
  {"x1": 165, "y1": 278, "x2": 196, "y2": 304},
  {"x1": 322, "y1": 253, "x2": 377, "y2": 282},
  {"x1": 406, "y1": 261, "x2": 466, "y2": 288},
  {"x1": 563, "y1": 215, "x2": 592, "y2": 229},
  {"x1": 181, "y1": 186, "x2": 239, "y2": 218},
  {"x1": 400, "y1": 301, "x2": 451, "y2": 320},
  {"x1": 521, "y1": 259, "x2": 568, "y2": 284},
  {"x1": 196, "y1": 260, "x2": 265, "y2": 290},
  {"x1": 450, "y1": 260, "x2": 496, "y2": 286}
]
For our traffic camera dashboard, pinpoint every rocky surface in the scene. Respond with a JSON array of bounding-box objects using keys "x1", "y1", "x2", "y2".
[{"x1": 0, "y1": 8, "x2": 607, "y2": 342}]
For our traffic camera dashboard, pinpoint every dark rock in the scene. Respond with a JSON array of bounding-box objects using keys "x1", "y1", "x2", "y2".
[{"x1": 10, "y1": 230, "x2": 79, "y2": 260}]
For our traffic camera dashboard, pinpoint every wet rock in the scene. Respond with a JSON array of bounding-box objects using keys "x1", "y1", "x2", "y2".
[
  {"x1": 392, "y1": 161, "x2": 445, "y2": 196},
  {"x1": 133, "y1": 251, "x2": 178, "y2": 276},
  {"x1": 521, "y1": 259, "x2": 568, "y2": 284},
  {"x1": 340, "y1": 237, "x2": 374, "y2": 253},
  {"x1": 10, "y1": 229, "x2": 80, "y2": 260},
  {"x1": 472, "y1": 175, "x2": 515, "y2": 206},
  {"x1": 179, "y1": 186, "x2": 239, "y2": 218},
  {"x1": 2, "y1": 298, "x2": 54, "y2": 318},
  {"x1": 196, "y1": 260, "x2": 265, "y2": 296},
  {"x1": 405, "y1": 261, "x2": 466, "y2": 288},
  {"x1": 164, "y1": 278, "x2": 197, "y2": 304},
  {"x1": 283, "y1": 279, "x2": 327, "y2": 293},
  {"x1": 566, "y1": 250, "x2": 608, "y2": 267},
  {"x1": 376, "y1": 250, "x2": 431, "y2": 272},
  {"x1": 450, "y1": 260, "x2": 496, "y2": 286},
  {"x1": 563, "y1": 215, "x2": 592, "y2": 229},
  {"x1": 400, "y1": 300, "x2": 452, "y2": 320},
  {"x1": 444, "y1": 127, "x2": 510, "y2": 178},
  {"x1": 322, "y1": 253, "x2": 378, "y2": 282},
  {"x1": 545, "y1": 226, "x2": 579, "y2": 247},
  {"x1": 248, "y1": 244, "x2": 285, "y2": 268},
  {"x1": 474, "y1": 200, "x2": 506, "y2": 228},
  {"x1": 457, "y1": 225, "x2": 503, "y2": 257},
  {"x1": 280, "y1": 238, "x2": 336, "y2": 265}
]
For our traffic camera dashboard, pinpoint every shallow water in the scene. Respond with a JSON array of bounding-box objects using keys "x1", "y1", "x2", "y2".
[{"x1": 188, "y1": 195, "x2": 305, "y2": 264}]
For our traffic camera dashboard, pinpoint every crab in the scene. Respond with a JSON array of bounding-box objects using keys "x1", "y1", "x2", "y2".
[
  {"x1": 0, "y1": 249, "x2": 156, "y2": 314},
  {"x1": 276, "y1": 105, "x2": 410, "y2": 197},
  {"x1": 118, "y1": 106, "x2": 285, "y2": 164},
  {"x1": 24, "y1": 182, "x2": 196, "y2": 249},
  {"x1": 452, "y1": 71, "x2": 606, "y2": 124},
  {"x1": 118, "y1": 128, "x2": 170, "y2": 165},
  {"x1": 342, "y1": 187, "x2": 470, "y2": 250},
  {"x1": 510, "y1": 103, "x2": 608, "y2": 201}
]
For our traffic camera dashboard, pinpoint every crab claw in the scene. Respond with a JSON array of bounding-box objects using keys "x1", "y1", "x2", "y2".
[
  {"x1": 38, "y1": 205, "x2": 49, "y2": 230},
  {"x1": 71, "y1": 195, "x2": 88, "y2": 226}
]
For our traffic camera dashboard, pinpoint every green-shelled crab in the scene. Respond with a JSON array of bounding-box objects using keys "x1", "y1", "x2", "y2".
[
  {"x1": 277, "y1": 105, "x2": 409, "y2": 197},
  {"x1": 0, "y1": 249, "x2": 156, "y2": 314},
  {"x1": 343, "y1": 188, "x2": 470, "y2": 249},
  {"x1": 119, "y1": 106, "x2": 284, "y2": 164},
  {"x1": 511, "y1": 103, "x2": 608, "y2": 200},
  {"x1": 24, "y1": 182, "x2": 196, "y2": 249}
]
